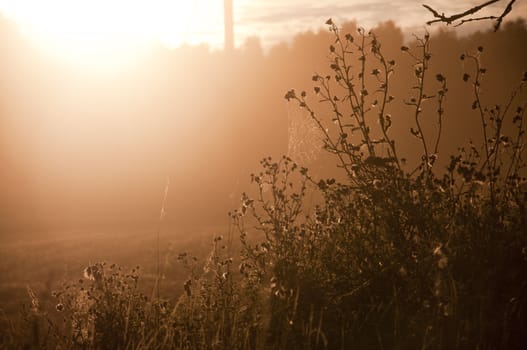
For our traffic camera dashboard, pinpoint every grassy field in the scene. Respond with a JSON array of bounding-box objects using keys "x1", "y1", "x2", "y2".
[{"x1": 0, "y1": 225, "x2": 227, "y2": 323}]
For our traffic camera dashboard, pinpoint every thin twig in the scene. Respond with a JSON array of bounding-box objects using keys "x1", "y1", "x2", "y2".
[
  {"x1": 423, "y1": 0, "x2": 501, "y2": 25},
  {"x1": 423, "y1": 0, "x2": 516, "y2": 30}
]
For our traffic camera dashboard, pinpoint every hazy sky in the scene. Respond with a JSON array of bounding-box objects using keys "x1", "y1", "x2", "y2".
[
  {"x1": 0, "y1": 0, "x2": 526, "y2": 52},
  {"x1": 236, "y1": 0, "x2": 527, "y2": 48}
]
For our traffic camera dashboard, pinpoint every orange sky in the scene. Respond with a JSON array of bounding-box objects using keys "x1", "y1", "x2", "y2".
[
  {"x1": 1, "y1": 0, "x2": 526, "y2": 56},
  {"x1": 0, "y1": 1, "x2": 526, "y2": 232}
]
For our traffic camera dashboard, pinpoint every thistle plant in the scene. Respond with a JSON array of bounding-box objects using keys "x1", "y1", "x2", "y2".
[{"x1": 236, "y1": 19, "x2": 527, "y2": 349}]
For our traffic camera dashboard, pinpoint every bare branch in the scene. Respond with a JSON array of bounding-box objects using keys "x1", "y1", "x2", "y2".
[
  {"x1": 454, "y1": 15, "x2": 498, "y2": 27},
  {"x1": 423, "y1": 0, "x2": 516, "y2": 30},
  {"x1": 495, "y1": 0, "x2": 516, "y2": 30},
  {"x1": 423, "y1": 0, "x2": 500, "y2": 25}
]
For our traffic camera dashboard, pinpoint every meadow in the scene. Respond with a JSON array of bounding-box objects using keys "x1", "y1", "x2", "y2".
[
  {"x1": 0, "y1": 229, "x2": 215, "y2": 319},
  {"x1": 1, "y1": 8, "x2": 527, "y2": 350}
]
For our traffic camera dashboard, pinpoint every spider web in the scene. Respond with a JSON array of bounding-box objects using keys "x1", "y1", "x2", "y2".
[{"x1": 286, "y1": 104, "x2": 324, "y2": 166}]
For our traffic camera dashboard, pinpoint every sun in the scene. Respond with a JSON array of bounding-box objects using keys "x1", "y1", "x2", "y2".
[{"x1": 0, "y1": 0, "x2": 224, "y2": 68}]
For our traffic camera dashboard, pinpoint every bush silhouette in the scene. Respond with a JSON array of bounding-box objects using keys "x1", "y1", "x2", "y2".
[{"x1": 231, "y1": 19, "x2": 527, "y2": 349}]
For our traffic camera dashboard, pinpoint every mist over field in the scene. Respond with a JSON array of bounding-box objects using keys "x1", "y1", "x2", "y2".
[
  {"x1": 1, "y1": 2, "x2": 527, "y2": 348},
  {"x1": 1, "y1": 16, "x2": 526, "y2": 237}
]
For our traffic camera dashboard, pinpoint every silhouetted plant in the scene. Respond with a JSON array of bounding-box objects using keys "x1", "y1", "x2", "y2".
[
  {"x1": 48, "y1": 263, "x2": 155, "y2": 349},
  {"x1": 234, "y1": 18, "x2": 527, "y2": 349},
  {"x1": 165, "y1": 236, "x2": 262, "y2": 350}
]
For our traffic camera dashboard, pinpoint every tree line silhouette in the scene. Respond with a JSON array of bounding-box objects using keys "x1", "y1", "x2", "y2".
[{"x1": 0, "y1": 15, "x2": 526, "y2": 235}]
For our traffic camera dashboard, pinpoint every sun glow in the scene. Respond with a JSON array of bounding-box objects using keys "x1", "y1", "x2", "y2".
[{"x1": 0, "y1": 0, "x2": 224, "y2": 67}]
